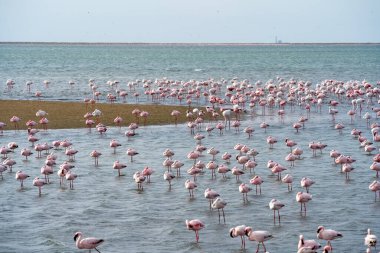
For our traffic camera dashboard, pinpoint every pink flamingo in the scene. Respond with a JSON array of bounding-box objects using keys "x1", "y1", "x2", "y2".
[
  {"x1": 370, "y1": 162, "x2": 380, "y2": 178},
  {"x1": 232, "y1": 166, "x2": 244, "y2": 182},
  {"x1": 296, "y1": 192, "x2": 312, "y2": 215},
  {"x1": 65, "y1": 147, "x2": 78, "y2": 162},
  {"x1": 250, "y1": 175, "x2": 264, "y2": 194},
  {"x1": 33, "y1": 177, "x2": 46, "y2": 196},
  {"x1": 90, "y1": 150, "x2": 102, "y2": 166},
  {"x1": 109, "y1": 139, "x2": 121, "y2": 154},
  {"x1": 40, "y1": 165, "x2": 53, "y2": 183},
  {"x1": 212, "y1": 197, "x2": 227, "y2": 224},
  {"x1": 342, "y1": 163, "x2": 355, "y2": 179},
  {"x1": 140, "y1": 111, "x2": 149, "y2": 126},
  {"x1": 142, "y1": 166, "x2": 154, "y2": 183},
  {"x1": 207, "y1": 147, "x2": 220, "y2": 161},
  {"x1": 245, "y1": 160, "x2": 257, "y2": 174},
  {"x1": 239, "y1": 183, "x2": 252, "y2": 203},
  {"x1": 0, "y1": 165, "x2": 6, "y2": 179},
  {"x1": 163, "y1": 148, "x2": 175, "y2": 159},
  {"x1": 113, "y1": 161, "x2": 127, "y2": 176},
  {"x1": 285, "y1": 153, "x2": 297, "y2": 167},
  {"x1": 269, "y1": 199, "x2": 285, "y2": 224},
  {"x1": 282, "y1": 174, "x2": 293, "y2": 191},
  {"x1": 204, "y1": 188, "x2": 220, "y2": 210},
  {"x1": 244, "y1": 126, "x2": 254, "y2": 138},
  {"x1": 206, "y1": 161, "x2": 218, "y2": 179},
  {"x1": 216, "y1": 122, "x2": 225, "y2": 135},
  {"x1": 230, "y1": 225, "x2": 247, "y2": 249},
  {"x1": 285, "y1": 138, "x2": 297, "y2": 151},
  {"x1": 133, "y1": 171, "x2": 145, "y2": 190},
  {"x1": 171, "y1": 160, "x2": 184, "y2": 177},
  {"x1": 369, "y1": 180, "x2": 380, "y2": 201},
  {"x1": 15, "y1": 171, "x2": 29, "y2": 188},
  {"x1": 73, "y1": 231, "x2": 104, "y2": 253},
  {"x1": 10, "y1": 116, "x2": 21, "y2": 130},
  {"x1": 65, "y1": 170, "x2": 77, "y2": 189},
  {"x1": 113, "y1": 116, "x2": 123, "y2": 128},
  {"x1": 126, "y1": 148, "x2": 138, "y2": 162},
  {"x1": 187, "y1": 151, "x2": 200, "y2": 164},
  {"x1": 292, "y1": 147, "x2": 303, "y2": 159},
  {"x1": 171, "y1": 110, "x2": 181, "y2": 125},
  {"x1": 185, "y1": 219, "x2": 205, "y2": 243},
  {"x1": 217, "y1": 164, "x2": 230, "y2": 179},
  {"x1": 300, "y1": 177, "x2": 315, "y2": 193},
  {"x1": 293, "y1": 122, "x2": 302, "y2": 133},
  {"x1": 266, "y1": 136, "x2": 277, "y2": 149},
  {"x1": 163, "y1": 171, "x2": 175, "y2": 189},
  {"x1": 185, "y1": 179, "x2": 197, "y2": 198},
  {"x1": 245, "y1": 226, "x2": 273, "y2": 253},
  {"x1": 298, "y1": 234, "x2": 321, "y2": 251},
  {"x1": 317, "y1": 226, "x2": 343, "y2": 250},
  {"x1": 271, "y1": 163, "x2": 287, "y2": 180},
  {"x1": 57, "y1": 167, "x2": 67, "y2": 186},
  {"x1": 3, "y1": 158, "x2": 16, "y2": 172}
]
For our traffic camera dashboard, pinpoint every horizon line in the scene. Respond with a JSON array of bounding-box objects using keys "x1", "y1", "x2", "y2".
[{"x1": 1, "y1": 41, "x2": 380, "y2": 46}]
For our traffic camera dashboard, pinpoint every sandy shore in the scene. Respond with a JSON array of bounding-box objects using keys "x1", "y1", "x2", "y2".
[{"x1": 0, "y1": 100, "x2": 192, "y2": 130}]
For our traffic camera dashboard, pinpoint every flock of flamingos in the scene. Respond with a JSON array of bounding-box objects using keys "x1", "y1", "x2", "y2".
[{"x1": 1, "y1": 77, "x2": 380, "y2": 252}]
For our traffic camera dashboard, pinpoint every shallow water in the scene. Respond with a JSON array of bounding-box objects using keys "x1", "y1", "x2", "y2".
[
  {"x1": 0, "y1": 44, "x2": 379, "y2": 104},
  {"x1": 0, "y1": 102, "x2": 379, "y2": 252}
]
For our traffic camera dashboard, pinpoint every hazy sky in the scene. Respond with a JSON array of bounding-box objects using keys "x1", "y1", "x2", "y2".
[{"x1": 1, "y1": 0, "x2": 379, "y2": 43}]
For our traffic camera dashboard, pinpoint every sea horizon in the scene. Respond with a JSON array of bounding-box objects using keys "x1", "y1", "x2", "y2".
[{"x1": 1, "y1": 41, "x2": 380, "y2": 46}]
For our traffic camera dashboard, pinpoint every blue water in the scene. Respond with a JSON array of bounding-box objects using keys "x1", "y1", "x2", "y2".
[
  {"x1": 0, "y1": 43, "x2": 379, "y2": 103},
  {"x1": 0, "y1": 43, "x2": 379, "y2": 253}
]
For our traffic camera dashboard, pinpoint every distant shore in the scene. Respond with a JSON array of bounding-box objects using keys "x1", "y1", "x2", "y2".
[
  {"x1": 1, "y1": 41, "x2": 379, "y2": 46},
  {"x1": 0, "y1": 100, "x2": 193, "y2": 130}
]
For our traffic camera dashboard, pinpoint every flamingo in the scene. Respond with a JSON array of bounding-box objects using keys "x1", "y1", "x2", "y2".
[
  {"x1": 142, "y1": 166, "x2": 154, "y2": 183},
  {"x1": 204, "y1": 188, "x2": 220, "y2": 210},
  {"x1": 231, "y1": 167, "x2": 244, "y2": 182},
  {"x1": 282, "y1": 174, "x2": 293, "y2": 191},
  {"x1": 109, "y1": 140, "x2": 121, "y2": 154},
  {"x1": 113, "y1": 161, "x2": 127, "y2": 176},
  {"x1": 163, "y1": 171, "x2": 175, "y2": 189},
  {"x1": 211, "y1": 197, "x2": 227, "y2": 224},
  {"x1": 133, "y1": 171, "x2": 145, "y2": 191},
  {"x1": 229, "y1": 225, "x2": 247, "y2": 249},
  {"x1": 369, "y1": 180, "x2": 380, "y2": 201},
  {"x1": 185, "y1": 179, "x2": 197, "y2": 198},
  {"x1": 15, "y1": 171, "x2": 29, "y2": 188},
  {"x1": 269, "y1": 199, "x2": 285, "y2": 224},
  {"x1": 298, "y1": 234, "x2": 321, "y2": 251},
  {"x1": 90, "y1": 150, "x2": 102, "y2": 166},
  {"x1": 185, "y1": 219, "x2": 204, "y2": 243},
  {"x1": 33, "y1": 177, "x2": 45, "y2": 196},
  {"x1": 245, "y1": 226, "x2": 273, "y2": 253},
  {"x1": 239, "y1": 183, "x2": 252, "y2": 203},
  {"x1": 370, "y1": 162, "x2": 380, "y2": 178},
  {"x1": 317, "y1": 226, "x2": 343, "y2": 249},
  {"x1": 126, "y1": 148, "x2": 138, "y2": 162},
  {"x1": 250, "y1": 175, "x2": 264, "y2": 195},
  {"x1": 296, "y1": 192, "x2": 312, "y2": 215},
  {"x1": 364, "y1": 228, "x2": 377, "y2": 250},
  {"x1": 66, "y1": 170, "x2": 77, "y2": 189},
  {"x1": 300, "y1": 177, "x2": 315, "y2": 193},
  {"x1": 20, "y1": 148, "x2": 33, "y2": 159},
  {"x1": 74, "y1": 231, "x2": 104, "y2": 253}
]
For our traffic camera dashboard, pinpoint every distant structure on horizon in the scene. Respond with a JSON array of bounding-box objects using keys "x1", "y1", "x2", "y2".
[{"x1": 275, "y1": 36, "x2": 282, "y2": 44}]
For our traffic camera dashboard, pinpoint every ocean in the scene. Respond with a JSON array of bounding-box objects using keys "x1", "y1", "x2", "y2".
[{"x1": 0, "y1": 43, "x2": 379, "y2": 253}]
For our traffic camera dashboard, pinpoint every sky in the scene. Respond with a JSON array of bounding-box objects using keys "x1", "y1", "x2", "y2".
[{"x1": 0, "y1": 0, "x2": 379, "y2": 43}]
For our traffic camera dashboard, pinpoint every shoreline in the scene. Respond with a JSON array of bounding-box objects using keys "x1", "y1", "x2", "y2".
[{"x1": 0, "y1": 100, "x2": 192, "y2": 130}]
